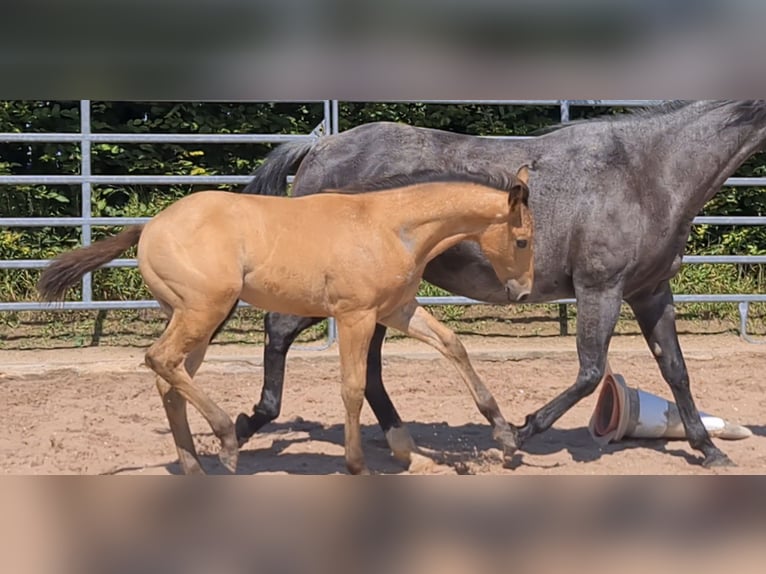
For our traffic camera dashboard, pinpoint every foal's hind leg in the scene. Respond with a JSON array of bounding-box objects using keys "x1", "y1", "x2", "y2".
[
  {"x1": 146, "y1": 309, "x2": 239, "y2": 474},
  {"x1": 628, "y1": 283, "x2": 733, "y2": 468},
  {"x1": 154, "y1": 341, "x2": 213, "y2": 475},
  {"x1": 380, "y1": 301, "x2": 518, "y2": 454}
]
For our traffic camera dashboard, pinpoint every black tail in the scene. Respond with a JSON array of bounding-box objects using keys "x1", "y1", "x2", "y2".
[{"x1": 241, "y1": 140, "x2": 317, "y2": 196}]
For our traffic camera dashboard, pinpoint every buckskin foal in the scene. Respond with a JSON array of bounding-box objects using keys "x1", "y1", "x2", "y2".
[{"x1": 38, "y1": 167, "x2": 534, "y2": 475}]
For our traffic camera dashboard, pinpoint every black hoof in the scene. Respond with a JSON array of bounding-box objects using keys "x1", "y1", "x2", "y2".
[
  {"x1": 515, "y1": 418, "x2": 535, "y2": 448},
  {"x1": 702, "y1": 452, "x2": 735, "y2": 469},
  {"x1": 235, "y1": 413, "x2": 254, "y2": 446}
]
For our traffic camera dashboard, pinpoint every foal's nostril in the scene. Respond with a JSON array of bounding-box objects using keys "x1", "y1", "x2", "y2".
[{"x1": 517, "y1": 292, "x2": 529, "y2": 302}]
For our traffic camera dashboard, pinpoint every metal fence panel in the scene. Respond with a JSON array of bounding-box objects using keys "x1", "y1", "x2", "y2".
[{"x1": 2, "y1": 100, "x2": 765, "y2": 342}]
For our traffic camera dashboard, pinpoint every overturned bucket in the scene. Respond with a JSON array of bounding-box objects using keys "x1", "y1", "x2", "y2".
[{"x1": 588, "y1": 370, "x2": 752, "y2": 445}]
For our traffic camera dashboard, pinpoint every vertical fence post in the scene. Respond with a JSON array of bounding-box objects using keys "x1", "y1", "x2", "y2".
[
  {"x1": 80, "y1": 100, "x2": 93, "y2": 303},
  {"x1": 325, "y1": 100, "x2": 341, "y2": 346},
  {"x1": 331, "y1": 100, "x2": 339, "y2": 136},
  {"x1": 557, "y1": 100, "x2": 570, "y2": 336}
]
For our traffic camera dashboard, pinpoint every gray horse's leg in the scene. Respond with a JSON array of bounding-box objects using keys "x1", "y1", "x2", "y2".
[
  {"x1": 236, "y1": 312, "x2": 323, "y2": 443},
  {"x1": 628, "y1": 284, "x2": 733, "y2": 468},
  {"x1": 235, "y1": 313, "x2": 407, "y2": 448},
  {"x1": 364, "y1": 324, "x2": 416, "y2": 461},
  {"x1": 515, "y1": 284, "x2": 624, "y2": 447}
]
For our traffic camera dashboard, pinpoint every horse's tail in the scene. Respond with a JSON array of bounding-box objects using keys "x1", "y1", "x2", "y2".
[
  {"x1": 37, "y1": 226, "x2": 144, "y2": 301},
  {"x1": 241, "y1": 140, "x2": 318, "y2": 196}
]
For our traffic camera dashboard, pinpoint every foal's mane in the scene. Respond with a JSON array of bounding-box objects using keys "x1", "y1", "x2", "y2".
[{"x1": 327, "y1": 169, "x2": 527, "y2": 200}]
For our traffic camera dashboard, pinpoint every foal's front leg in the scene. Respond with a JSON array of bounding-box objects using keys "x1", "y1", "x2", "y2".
[
  {"x1": 235, "y1": 313, "x2": 413, "y2": 459},
  {"x1": 335, "y1": 312, "x2": 378, "y2": 475},
  {"x1": 380, "y1": 300, "x2": 519, "y2": 454}
]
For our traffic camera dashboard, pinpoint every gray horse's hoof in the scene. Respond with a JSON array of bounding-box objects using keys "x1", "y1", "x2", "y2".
[
  {"x1": 235, "y1": 413, "x2": 254, "y2": 446},
  {"x1": 702, "y1": 452, "x2": 735, "y2": 469}
]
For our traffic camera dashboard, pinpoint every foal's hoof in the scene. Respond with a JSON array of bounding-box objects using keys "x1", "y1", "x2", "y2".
[
  {"x1": 385, "y1": 426, "x2": 417, "y2": 464},
  {"x1": 492, "y1": 426, "x2": 520, "y2": 452},
  {"x1": 346, "y1": 462, "x2": 371, "y2": 476},
  {"x1": 219, "y1": 444, "x2": 239, "y2": 474},
  {"x1": 703, "y1": 452, "x2": 735, "y2": 469},
  {"x1": 235, "y1": 413, "x2": 254, "y2": 446}
]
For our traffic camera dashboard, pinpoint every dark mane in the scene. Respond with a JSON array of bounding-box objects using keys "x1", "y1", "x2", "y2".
[
  {"x1": 326, "y1": 169, "x2": 525, "y2": 196},
  {"x1": 534, "y1": 100, "x2": 766, "y2": 136},
  {"x1": 721, "y1": 100, "x2": 766, "y2": 128},
  {"x1": 532, "y1": 100, "x2": 691, "y2": 135}
]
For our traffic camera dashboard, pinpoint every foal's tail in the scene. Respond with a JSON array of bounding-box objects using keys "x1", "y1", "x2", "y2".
[
  {"x1": 37, "y1": 226, "x2": 144, "y2": 301},
  {"x1": 241, "y1": 140, "x2": 317, "y2": 196}
]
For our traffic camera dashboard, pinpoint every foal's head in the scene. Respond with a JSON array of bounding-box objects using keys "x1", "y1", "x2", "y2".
[{"x1": 476, "y1": 165, "x2": 534, "y2": 302}]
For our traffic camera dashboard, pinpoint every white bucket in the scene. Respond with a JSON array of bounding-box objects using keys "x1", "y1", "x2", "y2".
[{"x1": 588, "y1": 370, "x2": 752, "y2": 445}]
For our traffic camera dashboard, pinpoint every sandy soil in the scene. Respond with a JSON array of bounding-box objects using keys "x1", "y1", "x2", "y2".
[{"x1": 1, "y1": 333, "x2": 765, "y2": 475}]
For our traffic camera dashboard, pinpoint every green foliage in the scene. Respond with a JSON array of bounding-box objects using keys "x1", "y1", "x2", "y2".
[
  {"x1": 338, "y1": 102, "x2": 560, "y2": 135},
  {"x1": 1, "y1": 101, "x2": 765, "y2": 324}
]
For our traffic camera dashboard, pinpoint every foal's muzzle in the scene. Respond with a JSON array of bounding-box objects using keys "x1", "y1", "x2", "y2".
[{"x1": 505, "y1": 278, "x2": 532, "y2": 302}]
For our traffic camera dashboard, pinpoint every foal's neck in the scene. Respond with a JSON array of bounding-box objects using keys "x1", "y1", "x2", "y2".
[{"x1": 383, "y1": 183, "x2": 509, "y2": 263}]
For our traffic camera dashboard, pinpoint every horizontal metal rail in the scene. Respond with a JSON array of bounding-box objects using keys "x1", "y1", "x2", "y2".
[
  {"x1": 3, "y1": 175, "x2": 763, "y2": 187},
  {"x1": 0, "y1": 133, "x2": 317, "y2": 144},
  {"x1": 5, "y1": 254, "x2": 766, "y2": 270},
  {"x1": 5, "y1": 215, "x2": 766, "y2": 228},
  {"x1": 0, "y1": 175, "x2": 255, "y2": 185},
  {"x1": 416, "y1": 294, "x2": 766, "y2": 306},
  {"x1": 5, "y1": 293, "x2": 765, "y2": 314}
]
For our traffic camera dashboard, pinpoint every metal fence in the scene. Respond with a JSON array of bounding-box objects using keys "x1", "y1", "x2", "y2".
[{"x1": 2, "y1": 100, "x2": 766, "y2": 344}]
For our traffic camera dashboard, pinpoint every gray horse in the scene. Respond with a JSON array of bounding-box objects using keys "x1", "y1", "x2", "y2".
[{"x1": 236, "y1": 101, "x2": 766, "y2": 469}]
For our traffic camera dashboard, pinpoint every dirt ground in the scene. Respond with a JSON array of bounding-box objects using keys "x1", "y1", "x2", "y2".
[{"x1": 1, "y1": 333, "x2": 765, "y2": 475}]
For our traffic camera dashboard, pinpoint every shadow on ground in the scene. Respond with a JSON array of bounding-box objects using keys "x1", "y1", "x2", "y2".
[{"x1": 159, "y1": 417, "x2": 703, "y2": 475}]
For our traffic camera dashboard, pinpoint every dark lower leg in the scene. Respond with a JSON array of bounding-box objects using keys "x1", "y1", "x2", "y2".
[
  {"x1": 516, "y1": 285, "x2": 623, "y2": 447},
  {"x1": 363, "y1": 324, "x2": 415, "y2": 461},
  {"x1": 236, "y1": 313, "x2": 323, "y2": 443},
  {"x1": 364, "y1": 324, "x2": 405, "y2": 431},
  {"x1": 629, "y1": 285, "x2": 732, "y2": 467}
]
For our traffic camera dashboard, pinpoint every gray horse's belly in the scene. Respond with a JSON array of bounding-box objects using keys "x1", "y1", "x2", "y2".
[{"x1": 422, "y1": 243, "x2": 573, "y2": 305}]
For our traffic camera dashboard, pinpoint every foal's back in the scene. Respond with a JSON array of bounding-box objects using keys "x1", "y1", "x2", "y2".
[{"x1": 139, "y1": 190, "x2": 425, "y2": 317}]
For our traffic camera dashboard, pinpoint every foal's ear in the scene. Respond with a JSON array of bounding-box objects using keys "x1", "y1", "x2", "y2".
[
  {"x1": 515, "y1": 164, "x2": 530, "y2": 186},
  {"x1": 508, "y1": 164, "x2": 531, "y2": 209}
]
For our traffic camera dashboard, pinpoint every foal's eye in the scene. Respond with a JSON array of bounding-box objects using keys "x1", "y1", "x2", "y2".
[{"x1": 516, "y1": 239, "x2": 529, "y2": 249}]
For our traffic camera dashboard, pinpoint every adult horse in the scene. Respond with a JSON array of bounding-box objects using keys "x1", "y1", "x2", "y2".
[
  {"x1": 38, "y1": 170, "x2": 534, "y2": 475},
  {"x1": 237, "y1": 101, "x2": 766, "y2": 469}
]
